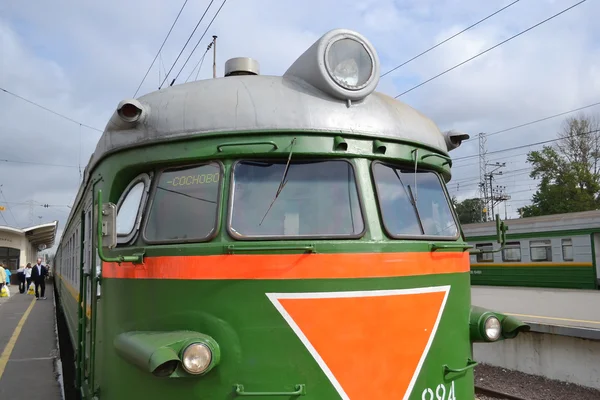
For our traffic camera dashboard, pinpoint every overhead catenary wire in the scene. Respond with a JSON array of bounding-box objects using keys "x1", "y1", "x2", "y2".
[
  {"x1": 453, "y1": 128, "x2": 600, "y2": 162},
  {"x1": 1, "y1": 200, "x2": 72, "y2": 208},
  {"x1": 0, "y1": 158, "x2": 80, "y2": 169},
  {"x1": 463, "y1": 100, "x2": 600, "y2": 142},
  {"x1": 172, "y1": 0, "x2": 228, "y2": 85},
  {"x1": 159, "y1": 0, "x2": 217, "y2": 90},
  {"x1": 186, "y1": 43, "x2": 212, "y2": 83},
  {"x1": 380, "y1": 0, "x2": 521, "y2": 78},
  {"x1": 394, "y1": 0, "x2": 588, "y2": 98},
  {"x1": 133, "y1": 0, "x2": 190, "y2": 97},
  {"x1": 0, "y1": 87, "x2": 103, "y2": 132}
]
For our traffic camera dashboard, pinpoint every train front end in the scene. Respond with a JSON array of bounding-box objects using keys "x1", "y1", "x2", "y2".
[{"x1": 84, "y1": 29, "x2": 528, "y2": 400}]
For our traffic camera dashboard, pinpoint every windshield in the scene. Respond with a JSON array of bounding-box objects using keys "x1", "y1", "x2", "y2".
[
  {"x1": 230, "y1": 160, "x2": 364, "y2": 238},
  {"x1": 372, "y1": 162, "x2": 458, "y2": 238},
  {"x1": 144, "y1": 162, "x2": 221, "y2": 242}
]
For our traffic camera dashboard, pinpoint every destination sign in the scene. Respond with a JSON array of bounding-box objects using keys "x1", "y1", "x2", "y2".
[{"x1": 166, "y1": 172, "x2": 220, "y2": 187}]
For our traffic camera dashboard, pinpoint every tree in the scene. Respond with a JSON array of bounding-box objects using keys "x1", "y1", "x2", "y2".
[
  {"x1": 519, "y1": 114, "x2": 600, "y2": 217},
  {"x1": 452, "y1": 197, "x2": 486, "y2": 224}
]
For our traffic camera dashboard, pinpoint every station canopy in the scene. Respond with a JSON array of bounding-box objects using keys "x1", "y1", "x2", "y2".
[{"x1": 23, "y1": 221, "x2": 58, "y2": 250}]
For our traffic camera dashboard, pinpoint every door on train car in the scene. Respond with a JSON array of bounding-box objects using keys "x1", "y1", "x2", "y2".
[
  {"x1": 593, "y1": 233, "x2": 600, "y2": 289},
  {"x1": 77, "y1": 203, "x2": 95, "y2": 391}
]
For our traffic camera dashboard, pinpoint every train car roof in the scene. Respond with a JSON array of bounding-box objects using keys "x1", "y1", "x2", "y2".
[
  {"x1": 462, "y1": 210, "x2": 600, "y2": 238},
  {"x1": 89, "y1": 75, "x2": 448, "y2": 170}
]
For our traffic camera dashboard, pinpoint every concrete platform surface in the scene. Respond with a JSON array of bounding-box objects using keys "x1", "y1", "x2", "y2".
[
  {"x1": 0, "y1": 282, "x2": 63, "y2": 400},
  {"x1": 472, "y1": 285, "x2": 600, "y2": 339}
]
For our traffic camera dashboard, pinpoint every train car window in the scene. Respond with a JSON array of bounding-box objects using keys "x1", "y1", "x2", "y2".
[
  {"x1": 530, "y1": 239, "x2": 552, "y2": 262},
  {"x1": 562, "y1": 239, "x2": 574, "y2": 261},
  {"x1": 229, "y1": 160, "x2": 364, "y2": 238},
  {"x1": 372, "y1": 162, "x2": 458, "y2": 239},
  {"x1": 144, "y1": 162, "x2": 221, "y2": 243},
  {"x1": 502, "y1": 241, "x2": 521, "y2": 262},
  {"x1": 116, "y1": 173, "x2": 152, "y2": 245},
  {"x1": 476, "y1": 243, "x2": 494, "y2": 262}
]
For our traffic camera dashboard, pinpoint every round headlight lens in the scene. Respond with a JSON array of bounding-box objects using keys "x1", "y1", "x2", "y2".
[
  {"x1": 326, "y1": 38, "x2": 373, "y2": 90},
  {"x1": 181, "y1": 343, "x2": 212, "y2": 375},
  {"x1": 484, "y1": 316, "x2": 502, "y2": 341}
]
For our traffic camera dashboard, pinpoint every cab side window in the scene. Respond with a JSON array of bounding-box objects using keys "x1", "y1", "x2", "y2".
[{"x1": 116, "y1": 173, "x2": 152, "y2": 245}]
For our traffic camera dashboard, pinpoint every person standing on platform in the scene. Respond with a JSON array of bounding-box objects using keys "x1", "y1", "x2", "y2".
[
  {"x1": 0, "y1": 263, "x2": 6, "y2": 292},
  {"x1": 31, "y1": 258, "x2": 48, "y2": 300},
  {"x1": 25, "y1": 263, "x2": 32, "y2": 290},
  {"x1": 17, "y1": 265, "x2": 26, "y2": 293}
]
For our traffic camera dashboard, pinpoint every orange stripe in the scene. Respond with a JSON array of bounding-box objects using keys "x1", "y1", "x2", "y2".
[{"x1": 103, "y1": 252, "x2": 469, "y2": 280}]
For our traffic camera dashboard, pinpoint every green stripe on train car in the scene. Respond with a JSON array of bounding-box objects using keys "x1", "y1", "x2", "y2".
[{"x1": 470, "y1": 266, "x2": 596, "y2": 289}]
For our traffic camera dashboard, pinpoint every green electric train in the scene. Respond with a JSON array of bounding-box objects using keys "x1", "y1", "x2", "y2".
[
  {"x1": 465, "y1": 210, "x2": 600, "y2": 290},
  {"x1": 53, "y1": 28, "x2": 528, "y2": 400}
]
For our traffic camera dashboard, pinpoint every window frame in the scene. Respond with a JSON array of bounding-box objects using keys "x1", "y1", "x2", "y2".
[
  {"x1": 227, "y1": 158, "x2": 367, "y2": 241},
  {"x1": 141, "y1": 161, "x2": 224, "y2": 244},
  {"x1": 370, "y1": 160, "x2": 460, "y2": 241},
  {"x1": 475, "y1": 243, "x2": 494, "y2": 262},
  {"x1": 116, "y1": 172, "x2": 153, "y2": 245},
  {"x1": 561, "y1": 238, "x2": 574, "y2": 261},
  {"x1": 502, "y1": 241, "x2": 522, "y2": 262},
  {"x1": 529, "y1": 239, "x2": 552, "y2": 262}
]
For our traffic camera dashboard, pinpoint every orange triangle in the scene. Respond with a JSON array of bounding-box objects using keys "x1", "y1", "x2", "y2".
[{"x1": 268, "y1": 287, "x2": 449, "y2": 400}]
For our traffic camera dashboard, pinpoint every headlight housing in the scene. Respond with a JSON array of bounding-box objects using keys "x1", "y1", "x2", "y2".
[
  {"x1": 284, "y1": 29, "x2": 380, "y2": 102},
  {"x1": 181, "y1": 343, "x2": 213, "y2": 375}
]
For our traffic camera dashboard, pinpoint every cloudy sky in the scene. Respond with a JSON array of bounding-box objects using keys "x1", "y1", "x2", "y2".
[{"x1": 1, "y1": 0, "x2": 599, "y2": 253}]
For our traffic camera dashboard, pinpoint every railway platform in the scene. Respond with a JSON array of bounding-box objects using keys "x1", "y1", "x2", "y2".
[
  {"x1": 0, "y1": 282, "x2": 63, "y2": 400},
  {"x1": 471, "y1": 285, "x2": 600, "y2": 391},
  {"x1": 471, "y1": 285, "x2": 600, "y2": 339}
]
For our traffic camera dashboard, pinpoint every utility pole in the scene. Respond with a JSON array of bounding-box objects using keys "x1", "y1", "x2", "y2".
[
  {"x1": 485, "y1": 162, "x2": 510, "y2": 219},
  {"x1": 28, "y1": 200, "x2": 34, "y2": 226},
  {"x1": 478, "y1": 133, "x2": 488, "y2": 221},
  {"x1": 212, "y1": 35, "x2": 218, "y2": 78}
]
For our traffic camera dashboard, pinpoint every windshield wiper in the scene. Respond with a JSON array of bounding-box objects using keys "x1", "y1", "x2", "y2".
[
  {"x1": 259, "y1": 138, "x2": 297, "y2": 226},
  {"x1": 392, "y1": 169, "x2": 425, "y2": 234}
]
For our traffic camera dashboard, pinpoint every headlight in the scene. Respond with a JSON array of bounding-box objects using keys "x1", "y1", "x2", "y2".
[
  {"x1": 181, "y1": 343, "x2": 212, "y2": 375},
  {"x1": 325, "y1": 38, "x2": 373, "y2": 90},
  {"x1": 484, "y1": 316, "x2": 502, "y2": 341}
]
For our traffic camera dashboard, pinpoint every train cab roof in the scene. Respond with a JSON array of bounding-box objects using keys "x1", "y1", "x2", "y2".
[{"x1": 85, "y1": 29, "x2": 469, "y2": 183}]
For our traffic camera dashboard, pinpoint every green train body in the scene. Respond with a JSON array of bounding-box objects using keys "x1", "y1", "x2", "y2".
[
  {"x1": 53, "y1": 29, "x2": 527, "y2": 400},
  {"x1": 464, "y1": 210, "x2": 600, "y2": 290}
]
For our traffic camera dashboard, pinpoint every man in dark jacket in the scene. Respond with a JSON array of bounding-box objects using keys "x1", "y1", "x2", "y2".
[
  {"x1": 31, "y1": 258, "x2": 48, "y2": 300},
  {"x1": 17, "y1": 266, "x2": 26, "y2": 293}
]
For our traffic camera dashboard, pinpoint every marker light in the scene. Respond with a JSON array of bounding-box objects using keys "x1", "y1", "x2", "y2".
[
  {"x1": 116, "y1": 99, "x2": 145, "y2": 123},
  {"x1": 326, "y1": 38, "x2": 373, "y2": 90},
  {"x1": 181, "y1": 343, "x2": 212, "y2": 375},
  {"x1": 484, "y1": 316, "x2": 502, "y2": 341}
]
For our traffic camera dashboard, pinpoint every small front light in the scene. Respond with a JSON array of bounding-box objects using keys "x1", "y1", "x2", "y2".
[
  {"x1": 326, "y1": 38, "x2": 373, "y2": 90},
  {"x1": 181, "y1": 343, "x2": 212, "y2": 375},
  {"x1": 484, "y1": 316, "x2": 502, "y2": 341}
]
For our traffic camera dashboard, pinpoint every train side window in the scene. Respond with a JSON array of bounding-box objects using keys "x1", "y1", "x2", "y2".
[
  {"x1": 475, "y1": 243, "x2": 493, "y2": 262},
  {"x1": 530, "y1": 239, "x2": 552, "y2": 262},
  {"x1": 562, "y1": 239, "x2": 574, "y2": 261},
  {"x1": 502, "y1": 242, "x2": 521, "y2": 262},
  {"x1": 229, "y1": 160, "x2": 364, "y2": 238},
  {"x1": 116, "y1": 173, "x2": 152, "y2": 245},
  {"x1": 371, "y1": 162, "x2": 458, "y2": 239},
  {"x1": 144, "y1": 162, "x2": 222, "y2": 243}
]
